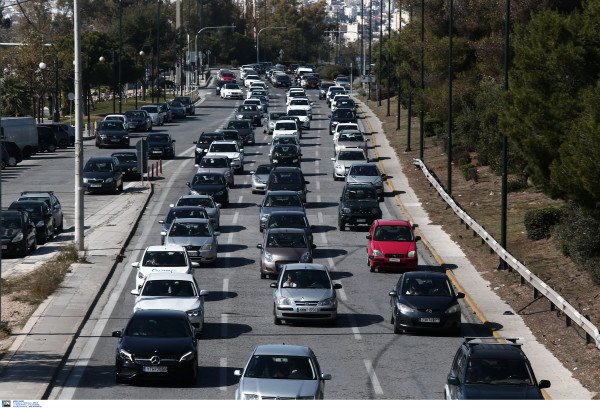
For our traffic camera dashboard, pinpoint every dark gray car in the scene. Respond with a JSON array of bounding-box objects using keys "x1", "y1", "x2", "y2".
[{"x1": 259, "y1": 191, "x2": 305, "y2": 232}]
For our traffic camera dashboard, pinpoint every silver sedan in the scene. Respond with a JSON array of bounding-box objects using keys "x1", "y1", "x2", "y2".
[{"x1": 161, "y1": 218, "x2": 219, "y2": 266}]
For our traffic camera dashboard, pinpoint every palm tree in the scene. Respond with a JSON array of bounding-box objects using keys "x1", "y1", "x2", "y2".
[{"x1": 2, "y1": 75, "x2": 32, "y2": 117}]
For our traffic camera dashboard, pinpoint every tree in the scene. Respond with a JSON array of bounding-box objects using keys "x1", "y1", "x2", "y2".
[{"x1": 1, "y1": 75, "x2": 32, "y2": 116}]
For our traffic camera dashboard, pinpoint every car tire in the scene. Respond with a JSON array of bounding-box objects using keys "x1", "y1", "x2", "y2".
[
  {"x1": 40, "y1": 232, "x2": 47, "y2": 245},
  {"x1": 118, "y1": 181, "x2": 124, "y2": 192},
  {"x1": 47, "y1": 143, "x2": 57, "y2": 153},
  {"x1": 338, "y1": 221, "x2": 345, "y2": 231},
  {"x1": 8, "y1": 156, "x2": 17, "y2": 167},
  {"x1": 57, "y1": 215, "x2": 64, "y2": 231},
  {"x1": 58, "y1": 139, "x2": 68, "y2": 149},
  {"x1": 21, "y1": 239, "x2": 30, "y2": 257},
  {"x1": 369, "y1": 260, "x2": 375, "y2": 272},
  {"x1": 394, "y1": 324, "x2": 402, "y2": 334},
  {"x1": 273, "y1": 305, "x2": 281, "y2": 325},
  {"x1": 31, "y1": 236, "x2": 37, "y2": 253}
]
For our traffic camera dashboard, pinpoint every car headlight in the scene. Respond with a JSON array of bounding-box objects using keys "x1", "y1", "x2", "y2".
[
  {"x1": 236, "y1": 114, "x2": 243, "y2": 119},
  {"x1": 292, "y1": 159, "x2": 298, "y2": 163},
  {"x1": 196, "y1": 147, "x2": 202, "y2": 153},
  {"x1": 179, "y1": 351, "x2": 195, "y2": 362},
  {"x1": 300, "y1": 251, "x2": 311, "y2": 262},
  {"x1": 242, "y1": 394, "x2": 260, "y2": 400},
  {"x1": 201, "y1": 243, "x2": 213, "y2": 250},
  {"x1": 189, "y1": 189, "x2": 199, "y2": 195},
  {"x1": 408, "y1": 250, "x2": 417, "y2": 258},
  {"x1": 186, "y1": 308, "x2": 203, "y2": 317},
  {"x1": 272, "y1": 159, "x2": 278, "y2": 163},
  {"x1": 342, "y1": 207, "x2": 351, "y2": 214},
  {"x1": 372, "y1": 208, "x2": 380, "y2": 214},
  {"x1": 214, "y1": 190, "x2": 224, "y2": 196},
  {"x1": 292, "y1": 131, "x2": 298, "y2": 136},
  {"x1": 83, "y1": 178, "x2": 89, "y2": 183},
  {"x1": 11, "y1": 232, "x2": 23, "y2": 242},
  {"x1": 119, "y1": 349, "x2": 134, "y2": 363},
  {"x1": 261, "y1": 214, "x2": 270, "y2": 221},
  {"x1": 137, "y1": 270, "x2": 145, "y2": 280},
  {"x1": 320, "y1": 297, "x2": 337, "y2": 307},
  {"x1": 446, "y1": 304, "x2": 461, "y2": 314},
  {"x1": 372, "y1": 249, "x2": 383, "y2": 257},
  {"x1": 105, "y1": 177, "x2": 114, "y2": 183},
  {"x1": 277, "y1": 296, "x2": 293, "y2": 306},
  {"x1": 396, "y1": 302, "x2": 415, "y2": 314},
  {"x1": 264, "y1": 250, "x2": 273, "y2": 262},
  {"x1": 36, "y1": 220, "x2": 45, "y2": 227}
]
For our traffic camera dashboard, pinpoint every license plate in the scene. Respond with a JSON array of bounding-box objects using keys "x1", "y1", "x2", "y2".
[
  {"x1": 1, "y1": 245, "x2": 6, "y2": 249},
  {"x1": 187, "y1": 251, "x2": 199, "y2": 257},
  {"x1": 143, "y1": 366, "x2": 167, "y2": 373},
  {"x1": 419, "y1": 317, "x2": 440, "y2": 323},
  {"x1": 152, "y1": 150, "x2": 161, "y2": 154},
  {"x1": 356, "y1": 219, "x2": 366, "y2": 223},
  {"x1": 298, "y1": 308, "x2": 318, "y2": 313},
  {"x1": 90, "y1": 183, "x2": 102, "y2": 188},
  {"x1": 111, "y1": 138, "x2": 121, "y2": 142},
  {"x1": 389, "y1": 258, "x2": 401, "y2": 263}
]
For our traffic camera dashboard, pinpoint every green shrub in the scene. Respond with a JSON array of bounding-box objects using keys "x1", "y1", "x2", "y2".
[
  {"x1": 524, "y1": 207, "x2": 564, "y2": 240},
  {"x1": 457, "y1": 157, "x2": 470, "y2": 167},
  {"x1": 423, "y1": 116, "x2": 443, "y2": 138},
  {"x1": 460, "y1": 163, "x2": 478, "y2": 181},
  {"x1": 507, "y1": 179, "x2": 528, "y2": 193},
  {"x1": 231, "y1": 59, "x2": 239, "y2": 68}
]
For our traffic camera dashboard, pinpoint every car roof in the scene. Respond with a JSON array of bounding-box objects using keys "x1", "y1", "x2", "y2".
[
  {"x1": 253, "y1": 344, "x2": 311, "y2": 357},
  {"x1": 131, "y1": 309, "x2": 188, "y2": 320},
  {"x1": 466, "y1": 342, "x2": 526, "y2": 360},
  {"x1": 271, "y1": 166, "x2": 302, "y2": 172},
  {"x1": 268, "y1": 210, "x2": 307, "y2": 217},
  {"x1": 144, "y1": 272, "x2": 195, "y2": 282},
  {"x1": 169, "y1": 206, "x2": 208, "y2": 212},
  {"x1": 265, "y1": 228, "x2": 306, "y2": 234},
  {"x1": 144, "y1": 245, "x2": 187, "y2": 252},
  {"x1": 266, "y1": 190, "x2": 302, "y2": 196},
  {"x1": 284, "y1": 263, "x2": 327, "y2": 272},
  {"x1": 373, "y1": 219, "x2": 412, "y2": 227},
  {"x1": 171, "y1": 217, "x2": 210, "y2": 224},
  {"x1": 178, "y1": 194, "x2": 213, "y2": 200},
  {"x1": 87, "y1": 156, "x2": 114, "y2": 162},
  {"x1": 344, "y1": 183, "x2": 376, "y2": 190}
]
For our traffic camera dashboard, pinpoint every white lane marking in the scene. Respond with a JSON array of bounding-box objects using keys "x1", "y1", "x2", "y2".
[
  {"x1": 221, "y1": 313, "x2": 228, "y2": 343},
  {"x1": 315, "y1": 149, "x2": 320, "y2": 157},
  {"x1": 317, "y1": 211, "x2": 335, "y2": 269},
  {"x1": 238, "y1": 195, "x2": 243, "y2": 203},
  {"x1": 232, "y1": 211, "x2": 239, "y2": 226},
  {"x1": 220, "y1": 357, "x2": 228, "y2": 391},
  {"x1": 364, "y1": 359, "x2": 384, "y2": 395},
  {"x1": 316, "y1": 180, "x2": 321, "y2": 190},
  {"x1": 223, "y1": 278, "x2": 229, "y2": 299}
]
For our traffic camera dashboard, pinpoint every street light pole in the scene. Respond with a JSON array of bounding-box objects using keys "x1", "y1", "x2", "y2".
[
  {"x1": 118, "y1": 0, "x2": 122, "y2": 113},
  {"x1": 195, "y1": 25, "x2": 236, "y2": 85},
  {"x1": 257, "y1": 26, "x2": 287, "y2": 65}
]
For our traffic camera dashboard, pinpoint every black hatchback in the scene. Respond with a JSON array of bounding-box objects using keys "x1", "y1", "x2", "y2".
[
  {"x1": 194, "y1": 132, "x2": 225, "y2": 164},
  {"x1": 1, "y1": 209, "x2": 37, "y2": 257},
  {"x1": 266, "y1": 166, "x2": 309, "y2": 203},
  {"x1": 186, "y1": 172, "x2": 229, "y2": 207},
  {"x1": 112, "y1": 309, "x2": 201, "y2": 384},
  {"x1": 271, "y1": 144, "x2": 301, "y2": 168},
  {"x1": 8, "y1": 200, "x2": 55, "y2": 244}
]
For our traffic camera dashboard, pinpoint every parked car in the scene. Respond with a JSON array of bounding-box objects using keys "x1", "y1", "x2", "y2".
[
  {"x1": 345, "y1": 163, "x2": 386, "y2": 199},
  {"x1": 271, "y1": 263, "x2": 341, "y2": 325},
  {"x1": 259, "y1": 190, "x2": 305, "y2": 232},
  {"x1": 257, "y1": 228, "x2": 315, "y2": 279},
  {"x1": 0, "y1": 144, "x2": 8, "y2": 169},
  {"x1": 169, "y1": 100, "x2": 186, "y2": 118},
  {"x1": 43, "y1": 123, "x2": 71, "y2": 148},
  {"x1": 173, "y1": 195, "x2": 221, "y2": 231},
  {"x1": 132, "y1": 245, "x2": 199, "y2": 291},
  {"x1": 153, "y1": 102, "x2": 172, "y2": 123},
  {"x1": 197, "y1": 155, "x2": 234, "y2": 187},
  {"x1": 112, "y1": 309, "x2": 201, "y2": 384},
  {"x1": 124, "y1": 109, "x2": 152, "y2": 132},
  {"x1": 367, "y1": 219, "x2": 420, "y2": 272},
  {"x1": 337, "y1": 183, "x2": 382, "y2": 231},
  {"x1": 111, "y1": 151, "x2": 141, "y2": 180},
  {"x1": 161, "y1": 218, "x2": 219, "y2": 266},
  {"x1": 95, "y1": 120, "x2": 130, "y2": 149},
  {"x1": 158, "y1": 206, "x2": 209, "y2": 244},
  {"x1": 8, "y1": 200, "x2": 55, "y2": 244},
  {"x1": 1, "y1": 209, "x2": 37, "y2": 257},
  {"x1": 445, "y1": 337, "x2": 551, "y2": 399},
  {"x1": 194, "y1": 132, "x2": 225, "y2": 164},
  {"x1": 36, "y1": 125, "x2": 57, "y2": 152},
  {"x1": 173, "y1": 96, "x2": 195, "y2": 115},
  {"x1": 2, "y1": 141, "x2": 23, "y2": 167},
  {"x1": 146, "y1": 132, "x2": 176, "y2": 159},
  {"x1": 130, "y1": 273, "x2": 208, "y2": 331},
  {"x1": 83, "y1": 156, "x2": 124, "y2": 194},
  {"x1": 140, "y1": 105, "x2": 164, "y2": 126},
  {"x1": 104, "y1": 114, "x2": 130, "y2": 131},
  {"x1": 18, "y1": 191, "x2": 64, "y2": 232},
  {"x1": 250, "y1": 164, "x2": 274, "y2": 194},
  {"x1": 224, "y1": 120, "x2": 255, "y2": 145},
  {"x1": 186, "y1": 172, "x2": 229, "y2": 207},
  {"x1": 265, "y1": 166, "x2": 309, "y2": 203},
  {"x1": 234, "y1": 344, "x2": 332, "y2": 399}
]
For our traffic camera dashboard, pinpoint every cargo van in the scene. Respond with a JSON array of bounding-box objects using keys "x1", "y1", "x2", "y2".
[{"x1": 0, "y1": 117, "x2": 38, "y2": 159}]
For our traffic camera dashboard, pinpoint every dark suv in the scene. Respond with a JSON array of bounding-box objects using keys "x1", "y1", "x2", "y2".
[
  {"x1": 445, "y1": 337, "x2": 551, "y2": 400},
  {"x1": 194, "y1": 132, "x2": 225, "y2": 164},
  {"x1": 265, "y1": 166, "x2": 309, "y2": 203},
  {"x1": 337, "y1": 183, "x2": 381, "y2": 231},
  {"x1": 44, "y1": 123, "x2": 72, "y2": 148},
  {"x1": 8, "y1": 200, "x2": 55, "y2": 244},
  {"x1": 37, "y1": 126, "x2": 58, "y2": 153},
  {"x1": 1, "y1": 209, "x2": 37, "y2": 257}
]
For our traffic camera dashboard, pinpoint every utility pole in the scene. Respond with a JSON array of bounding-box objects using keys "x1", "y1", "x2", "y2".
[{"x1": 74, "y1": 0, "x2": 84, "y2": 251}]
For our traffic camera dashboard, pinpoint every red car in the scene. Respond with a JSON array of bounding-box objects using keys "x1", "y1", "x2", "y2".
[
  {"x1": 366, "y1": 219, "x2": 420, "y2": 272},
  {"x1": 220, "y1": 71, "x2": 235, "y2": 82}
]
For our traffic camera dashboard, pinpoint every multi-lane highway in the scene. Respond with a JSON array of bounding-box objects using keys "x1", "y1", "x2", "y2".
[{"x1": 4, "y1": 75, "x2": 487, "y2": 399}]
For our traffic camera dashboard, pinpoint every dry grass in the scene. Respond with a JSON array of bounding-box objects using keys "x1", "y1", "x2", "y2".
[{"x1": 362, "y1": 96, "x2": 600, "y2": 398}]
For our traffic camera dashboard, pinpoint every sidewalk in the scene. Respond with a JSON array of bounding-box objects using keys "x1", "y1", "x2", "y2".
[{"x1": 356, "y1": 99, "x2": 593, "y2": 400}]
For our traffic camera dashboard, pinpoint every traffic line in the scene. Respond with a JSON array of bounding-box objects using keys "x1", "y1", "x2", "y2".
[
  {"x1": 223, "y1": 278, "x2": 229, "y2": 299},
  {"x1": 364, "y1": 359, "x2": 384, "y2": 395},
  {"x1": 219, "y1": 357, "x2": 228, "y2": 391}
]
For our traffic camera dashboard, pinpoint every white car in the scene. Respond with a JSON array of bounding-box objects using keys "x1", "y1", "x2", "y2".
[
  {"x1": 243, "y1": 98, "x2": 265, "y2": 114},
  {"x1": 206, "y1": 140, "x2": 244, "y2": 173},
  {"x1": 331, "y1": 147, "x2": 368, "y2": 180},
  {"x1": 326, "y1": 85, "x2": 346, "y2": 101},
  {"x1": 332, "y1": 123, "x2": 360, "y2": 140},
  {"x1": 132, "y1": 245, "x2": 198, "y2": 291},
  {"x1": 286, "y1": 91, "x2": 307, "y2": 105},
  {"x1": 220, "y1": 83, "x2": 244, "y2": 99},
  {"x1": 244, "y1": 75, "x2": 261, "y2": 88},
  {"x1": 286, "y1": 107, "x2": 311, "y2": 129},
  {"x1": 249, "y1": 89, "x2": 269, "y2": 101},
  {"x1": 130, "y1": 273, "x2": 208, "y2": 332},
  {"x1": 287, "y1": 97, "x2": 312, "y2": 119},
  {"x1": 272, "y1": 120, "x2": 300, "y2": 139},
  {"x1": 330, "y1": 94, "x2": 350, "y2": 111},
  {"x1": 104, "y1": 114, "x2": 130, "y2": 130}
]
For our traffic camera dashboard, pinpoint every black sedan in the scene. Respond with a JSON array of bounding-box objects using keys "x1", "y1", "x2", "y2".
[
  {"x1": 111, "y1": 151, "x2": 141, "y2": 180},
  {"x1": 328, "y1": 108, "x2": 358, "y2": 135},
  {"x1": 186, "y1": 172, "x2": 230, "y2": 207},
  {"x1": 95, "y1": 120, "x2": 130, "y2": 148},
  {"x1": 224, "y1": 120, "x2": 255, "y2": 145},
  {"x1": 83, "y1": 156, "x2": 124, "y2": 194},
  {"x1": 7, "y1": 200, "x2": 55, "y2": 244},
  {"x1": 235, "y1": 104, "x2": 262, "y2": 127},
  {"x1": 1, "y1": 209, "x2": 37, "y2": 257},
  {"x1": 112, "y1": 309, "x2": 201, "y2": 384},
  {"x1": 147, "y1": 133, "x2": 176, "y2": 159},
  {"x1": 271, "y1": 144, "x2": 302, "y2": 168},
  {"x1": 389, "y1": 271, "x2": 464, "y2": 335}
]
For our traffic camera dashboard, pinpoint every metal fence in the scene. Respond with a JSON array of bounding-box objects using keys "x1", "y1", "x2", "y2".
[{"x1": 412, "y1": 158, "x2": 600, "y2": 349}]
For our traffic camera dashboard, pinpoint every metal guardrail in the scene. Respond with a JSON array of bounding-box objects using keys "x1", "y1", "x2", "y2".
[{"x1": 412, "y1": 158, "x2": 600, "y2": 349}]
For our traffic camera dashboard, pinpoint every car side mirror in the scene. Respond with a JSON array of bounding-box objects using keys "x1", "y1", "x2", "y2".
[
  {"x1": 389, "y1": 290, "x2": 398, "y2": 297},
  {"x1": 160, "y1": 231, "x2": 166, "y2": 236},
  {"x1": 186, "y1": 182, "x2": 191, "y2": 187},
  {"x1": 447, "y1": 375, "x2": 460, "y2": 386},
  {"x1": 538, "y1": 380, "x2": 551, "y2": 389},
  {"x1": 366, "y1": 235, "x2": 372, "y2": 240},
  {"x1": 130, "y1": 289, "x2": 139, "y2": 296},
  {"x1": 257, "y1": 243, "x2": 263, "y2": 249},
  {"x1": 216, "y1": 203, "x2": 221, "y2": 209},
  {"x1": 415, "y1": 236, "x2": 421, "y2": 241},
  {"x1": 331, "y1": 158, "x2": 335, "y2": 161},
  {"x1": 311, "y1": 244, "x2": 317, "y2": 249},
  {"x1": 328, "y1": 115, "x2": 331, "y2": 118},
  {"x1": 193, "y1": 141, "x2": 197, "y2": 144},
  {"x1": 456, "y1": 292, "x2": 465, "y2": 299},
  {"x1": 199, "y1": 290, "x2": 209, "y2": 297},
  {"x1": 234, "y1": 369, "x2": 242, "y2": 377},
  {"x1": 191, "y1": 261, "x2": 200, "y2": 268},
  {"x1": 310, "y1": 225, "x2": 315, "y2": 230},
  {"x1": 270, "y1": 282, "x2": 277, "y2": 289},
  {"x1": 333, "y1": 283, "x2": 342, "y2": 290},
  {"x1": 131, "y1": 262, "x2": 140, "y2": 268},
  {"x1": 112, "y1": 331, "x2": 122, "y2": 338},
  {"x1": 158, "y1": 220, "x2": 164, "y2": 224},
  {"x1": 321, "y1": 373, "x2": 332, "y2": 381},
  {"x1": 194, "y1": 330, "x2": 203, "y2": 340},
  {"x1": 304, "y1": 180, "x2": 310, "y2": 184},
  {"x1": 172, "y1": 140, "x2": 176, "y2": 143}
]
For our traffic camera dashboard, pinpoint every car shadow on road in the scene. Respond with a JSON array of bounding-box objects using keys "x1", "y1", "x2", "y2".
[
  {"x1": 218, "y1": 225, "x2": 246, "y2": 234},
  {"x1": 202, "y1": 321, "x2": 252, "y2": 340},
  {"x1": 217, "y1": 244, "x2": 248, "y2": 253}
]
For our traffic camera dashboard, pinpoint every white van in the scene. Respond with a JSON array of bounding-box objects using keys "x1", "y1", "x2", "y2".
[{"x1": 0, "y1": 117, "x2": 38, "y2": 159}]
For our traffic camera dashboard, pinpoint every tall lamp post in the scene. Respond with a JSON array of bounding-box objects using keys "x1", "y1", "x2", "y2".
[
  {"x1": 447, "y1": 0, "x2": 454, "y2": 196},
  {"x1": 499, "y1": 0, "x2": 510, "y2": 270},
  {"x1": 257, "y1": 27, "x2": 287, "y2": 64},
  {"x1": 136, "y1": 50, "x2": 145, "y2": 109},
  {"x1": 195, "y1": 24, "x2": 235, "y2": 85},
  {"x1": 99, "y1": 51, "x2": 117, "y2": 114},
  {"x1": 39, "y1": 61, "x2": 47, "y2": 122}
]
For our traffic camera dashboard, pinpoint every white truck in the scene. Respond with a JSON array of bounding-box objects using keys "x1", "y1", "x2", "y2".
[{"x1": 0, "y1": 117, "x2": 38, "y2": 159}]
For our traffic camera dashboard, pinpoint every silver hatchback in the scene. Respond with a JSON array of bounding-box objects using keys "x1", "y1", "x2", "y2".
[{"x1": 270, "y1": 263, "x2": 341, "y2": 326}]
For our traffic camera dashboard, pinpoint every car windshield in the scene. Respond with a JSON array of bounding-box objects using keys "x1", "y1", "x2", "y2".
[
  {"x1": 192, "y1": 174, "x2": 224, "y2": 185},
  {"x1": 344, "y1": 188, "x2": 377, "y2": 202},
  {"x1": 84, "y1": 160, "x2": 114, "y2": 172},
  {"x1": 228, "y1": 121, "x2": 250, "y2": 130},
  {"x1": 333, "y1": 110, "x2": 355, "y2": 119},
  {"x1": 176, "y1": 197, "x2": 214, "y2": 208},
  {"x1": 464, "y1": 358, "x2": 534, "y2": 385},
  {"x1": 267, "y1": 232, "x2": 306, "y2": 248},
  {"x1": 141, "y1": 279, "x2": 197, "y2": 297},
  {"x1": 281, "y1": 269, "x2": 330, "y2": 289},
  {"x1": 264, "y1": 194, "x2": 302, "y2": 207},
  {"x1": 199, "y1": 134, "x2": 223, "y2": 144},
  {"x1": 403, "y1": 277, "x2": 452, "y2": 297},
  {"x1": 210, "y1": 144, "x2": 237, "y2": 153},
  {"x1": 125, "y1": 316, "x2": 191, "y2": 338},
  {"x1": 112, "y1": 153, "x2": 137, "y2": 163},
  {"x1": 339, "y1": 133, "x2": 364, "y2": 142},
  {"x1": 170, "y1": 101, "x2": 183, "y2": 107},
  {"x1": 349, "y1": 166, "x2": 378, "y2": 177},
  {"x1": 200, "y1": 157, "x2": 229, "y2": 168},
  {"x1": 287, "y1": 110, "x2": 306, "y2": 116},
  {"x1": 170, "y1": 222, "x2": 211, "y2": 237},
  {"x1": 336, "y1": 125, "x2": 358, "y2": 133},
  {"x1": 224, "y1": 83, "x2": 239, "y2": 89},
  {"x1": 239, "y1": 105, "x2": 258, "y2": 112},
  {"x1": 125, "y1": 111, "x2": 144, "y2": 118},
  {"x1": 274, "y1": 138, "x2": 296, "y2": 145},
  {"x1": 269, "y1": 113, "x2": 285, "y2": 121},
  {"x1": 142, "y1": 250, "x2": 187, "y2": 267},
  {"x1": 255, "y1": 165, "x2": 272, "y2": 175},
  {"x1": 338, "y1": 151, "x2": 365, "y2": 161},
  {"x1": 275, "y1": 122, "x2": 296, "y2": 130},
  {"x1": 165, "y1": 208, "x2": 207, "y2": 223},
  {"x1": 100, "y1": 121, "x2": 124, "y2": 130},
  {"x1": 270, "y1": 172, "x2": 301, "y2": 184},
  {"x1": 244, "y1": 355, "x2": 316, "y2": 380},
  {"x1": 2, "y1": 215, "x2": 23, "y2": 231},
  {"x1": 147, "y1": 134, "x2": 170, "y2": 143},
  {"x1": 273, "y1": 145, "x2": 298, "y2": 155},
  {"x1": 268, "y1": 214, "x2": 308, "y2": 229},
  {"x1": 9, "y1": 204, "x2": 43, "y2": 219},
  {"x1": 373, "y1": 225, "x2": 413, "y2": 242},
  {"x1": 142, "y1": 106, "x2": 158, "y2": 113}
]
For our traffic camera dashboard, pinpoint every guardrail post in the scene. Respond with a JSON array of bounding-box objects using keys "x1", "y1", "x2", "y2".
[
  {"x1": 550, "y1": 299, "x2": 555, "y2": 311},
  {"x1": 533, "y1": 287, "x2": 539, "y2": 299},
  {"x1": 585, "y1": 315, "x2": 592, "y2": 344},
  {"x1": 566, "y1": 314, "x2": 572, "y2": 327},
  {"x1": 489, "y1": 235, "x2": 494, "y2": 254},
  {"x1": 481, "y1": 227, "x2": 486, "y2": 245}
]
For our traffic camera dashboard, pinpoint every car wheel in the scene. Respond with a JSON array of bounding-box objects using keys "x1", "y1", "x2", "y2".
[
  {"x1": 47, "y1": 143, "x2": 57, "y2": 153},
  {"x1": 273, "y1": 305, "x2": 281, "y2": 325},
  {"x1": 40, "y1": 232, "x2": 47, "y2": 245},
  {"x1": 390, "y1": 313, "x2": 395, "y2": 324},
  {"x1": 31, "y1": 236, "x2": 37, "y2": 253},
  {"x1": 21, "y1": 239, "x2": 30, "y2": 257},
  {"x1": 369, "y1": 260, "x2": 375, "y2": 272},
  {"x1": 338, "y1": 221, "x2": 345, "y2": 231},
  {"x1": 58, "y1": 139, "x2": 68, "y2": 149},
  {"x1": 118, "y1": 180, "x2": 124, "y2": 192},
  {"x1": 1, "y1": 160, "x2": 6, "y2": 170},
  {"x1": 58, "y1": 215, "x2": 64, "y2": 231},
  {"x1": 8, "y1": 156, "x2": 17, "y2": 166}
]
